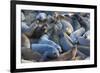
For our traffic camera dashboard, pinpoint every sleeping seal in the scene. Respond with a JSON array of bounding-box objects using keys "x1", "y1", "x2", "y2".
[
  {"x1": 73, "y1": 14, "x2": 90, "y2": 31},
  {"x1": 78, "y1": 37, "x2": 90, "y2": 46},
  {"x1": 38, "y1": 34, "x2": 62, "y2": 53},
  {"x1": 70, "y1": 27, "x2": 85, "y2": 43},
  {"x1": 71, "y1": 15, "x2": 81, "y2": 31},
  {"x1": 31, "y1": 44, "x2": 60, "y2": 61},
  {"x1": 58, "y1": 31, "x2": 73, "y2": 52}
]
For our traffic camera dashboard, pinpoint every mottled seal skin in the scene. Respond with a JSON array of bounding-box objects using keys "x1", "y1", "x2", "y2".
[
  {"x1": 31, "y1": 44, "x2": 60, "y2": 61},
  {"x1": 58, "y1": 31, "x2": 73, "y2": 52},
  {"x1": 21, "y1": 34, "x2": 30, "y2": 48},
  {"x1": 70, "y1": 27, "x2": 85, "y2": 43},
  {"x1": 38, "y1": 34, "x2": 62, "y2": 53}
]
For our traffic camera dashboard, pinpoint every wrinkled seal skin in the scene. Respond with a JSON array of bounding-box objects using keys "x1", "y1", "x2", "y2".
[{"x1": 31, "y1": 44, "x2": 60, "y2": 61}]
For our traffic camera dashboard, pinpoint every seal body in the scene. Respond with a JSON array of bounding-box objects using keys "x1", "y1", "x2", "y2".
[
  {"x1": 70, "y1": 27, "x2": 85, "y2": 43},
  {"x1": 38, "y1": 34, "x2": 62, "y2": 53},
  {"x1": 31, "y1": 44, "x2": 60, "y2": 61},
  {"x1": 58, "y1": 31, "x2": 73, "y2": 52}
]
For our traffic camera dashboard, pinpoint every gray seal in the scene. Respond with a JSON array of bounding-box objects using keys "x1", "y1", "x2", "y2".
[{"x1": 31, "y1": 44, "x2": 60, "y2": 61}]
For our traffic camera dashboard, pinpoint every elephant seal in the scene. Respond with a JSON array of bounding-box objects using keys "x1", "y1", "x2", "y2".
[
  {"x1": 38, "y1": 34, "x2": 62, "y2": 53},
  {"x1": 31, "y1": 44, "x2": 60, "y2": 61},
  {"x1": 70, "y1": 27, "x2": 85, "y2": 43},
  {"x1": 71, "y1": 15, "x2": 81, "y2": 31},
  {"x1": 58, "y1": 31, "x2": 73, "y2": 52},
  {"x1": 73, "y1": 14, "x2": 90, "y2": 31},
  {"x1": 78, "y1": 37, "x2": 90, "y2": 46}
]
